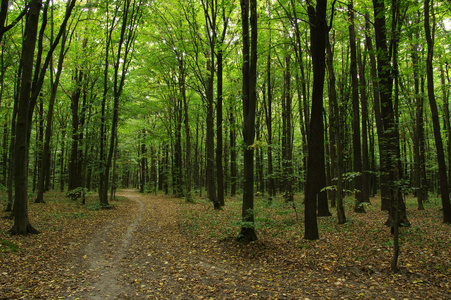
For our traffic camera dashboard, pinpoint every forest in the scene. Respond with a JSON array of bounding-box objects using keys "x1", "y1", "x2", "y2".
[{"x1": 0, "y1": 0, "x2": 451, "y2": 297}]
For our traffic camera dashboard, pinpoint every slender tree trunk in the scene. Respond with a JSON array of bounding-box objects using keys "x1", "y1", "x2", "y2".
[
  {"x1": 357, "y1": 41, "x2": 370, "y2": 204},
  {"x1": 36, "y1": 24, "x2": 68, "y2": 203},
  {"x1": 206, "y1": 57, "x2": 218, "y2": 208},
  {"x1": 59, "y1": 125, "x2": 66, "y2": 192},
  {"x1": 290, "y1": 0, "x2": 308, "y2": 192},
  {"x1": 327, "y1": 33, "x2": 345, "y2": 223},
  {"x1": 282, "y1": 53, "x2": 294, "y2": 202},
  {"x1": 326, "y1": 34, "x2": 336, "y2": 208},
  {"x1": 372, "y1": 0, "x2": 405, "y2": 272},
  {"x1": 99, "y1": 0, "x2": 142, "y2": 206},
  {"x1": 239, "y1": 0, "x2": 258, "y2": 242},
  {"x1": 10, "y1": 0, "x2": 42, "y2": 235},
  {"x1": 410, "y1": 16, "x2": 427, "y2": 209},
  {"x1": 140, "y1": 130, "x2": 146, "y2": 193},
  {"x1": 230, "y1": 109, "x2": 237, "y2": 196},
  {"x1": 265, "y1": 25, "x2": 275, "y2": 198},
  {"x1": 216, "y1": 48, "x2": 224, "y2": 206},
  {"x1": 69, "y1": 69, "x2": 84, "y2": 192},
  {"x1": 424, "y1": 0, "x2": 451, "y2": 223},
  {"x1": 173, "y1": 102, "x2": 183, "y2": 197},
  {"x1": 5, "y1": 90, "x2": 17, "y2": 212},
  {"x1": 181, "y1": 57, "x2": 192, "y2": 202},
  {"x1": 348, "y1": 0, "x2": 364, "y2": 213},
  {"x1": 440, "y1": 64, "x2": 451, "y2": 188},
  {"x1": 365, "y1": 12, "x2": 387, "y2": 209},
  {"x1": 304, "y1": 0, "x2": 330, "y2": 240}
]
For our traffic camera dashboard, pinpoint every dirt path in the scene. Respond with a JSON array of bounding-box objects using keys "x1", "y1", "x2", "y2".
[
  {"x1": 73, "y1": 190, "x2": 145, "y2": 299},
  {"x1": 67, "y1": 190, "x2": 267, "y2": 299}
]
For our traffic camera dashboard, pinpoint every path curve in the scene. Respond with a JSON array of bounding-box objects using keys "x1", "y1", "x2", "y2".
[
  {"x1": 69, "y1": 189, "x2": 250, "y2": 299},
  {"x1": 77, "y1": 190, "x2": 145, "y2": 299}
]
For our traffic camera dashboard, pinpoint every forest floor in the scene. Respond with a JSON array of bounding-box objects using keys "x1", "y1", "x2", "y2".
[{"x1": 0, "y1": 189, "x2": 450, "y2": 299}]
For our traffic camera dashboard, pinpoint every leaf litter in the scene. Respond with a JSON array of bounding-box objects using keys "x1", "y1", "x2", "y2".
[{"x1": 0, "y1": 190, "x2": 450, "y2": 299}]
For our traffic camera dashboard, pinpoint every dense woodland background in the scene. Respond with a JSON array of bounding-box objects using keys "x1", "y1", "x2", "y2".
[{"x1": 1, "y1": 0, "x2": 451, "y2": 272}]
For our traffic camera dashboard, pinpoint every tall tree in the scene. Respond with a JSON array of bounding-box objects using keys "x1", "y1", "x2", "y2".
[
  {"x1": 424, "y1": 0, "x2": 451, "y2": 223},
  {"x1": 215, "y1": 1, "x2": 231, "y2": 207},
  {"x1": 238, "y1": 0, "x2": 258, "y2": 242},
  {"x1": 304, "y1": 0, "x2": 334, "y2": 240},
  {"x1": 10, "y1": 0, "x2": 42, "y2": 235},
  {"x1": 409, "y1": 12, "x2": 428, "y2": 209},
  {"x1": 348, "y1": 0, "x2": 364, "y2": 213},
  {"x1": 282, "y1": 52, "x2": 294, "y2": 202},
  {"x1": 11, "y1": 0, "x2": 76, "y2": 234},
  {"x1": 36, "y1": 7, "x2": 72, "y2": 203},
  {"x1": 357, "y1": 41, "x2": 370, "y2": 204},
  {"x1": 201, "y1": 0, "x2": 219, "y2": 209},
  {"x1": 98, "y1": 0, "x2": 142, "y2": 206},
  {"x1": 327, "y1": 32, "x2": 346, "y2": 224}
]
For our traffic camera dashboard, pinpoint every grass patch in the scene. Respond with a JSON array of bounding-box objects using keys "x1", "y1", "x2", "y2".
[{"x1": 0, "y1": 239, "x2": 19, "y2": 253}]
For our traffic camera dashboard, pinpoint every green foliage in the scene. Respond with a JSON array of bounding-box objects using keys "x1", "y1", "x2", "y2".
[
  {"x1": 87, "y1": 202, "x2": 113, "y2": 211},
  {"x1": 66, "y1": 187, "x2": 88, "y2": 201}
]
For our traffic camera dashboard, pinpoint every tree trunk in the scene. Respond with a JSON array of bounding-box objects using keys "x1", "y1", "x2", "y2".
[
  {"x1": 357, "y1": 41, "x2": 370, "y2": 204},
  {"x1": 304, "y1": 0, "x2": 329, "y2": 240},
  {"x1": 282, "y1": 53, "x2": 294, "y2": 202},
  {"x1": 230, "y1": 109, "x2": 237, "y2": 196},
  {"x1": 10, "y1": 0, "x2": 42, "y2": 235},
  {"x1": 216, "y1": 47, "x2": 224, "y2": 206},
  {"x1": 348, "y1": 0, "x2": 364, "y2": 213},
  {"x1": 410, "y1": 15, "x2": 427, "y2": 209},
  {"x1": 372, "y1": 0, "x2": 406, "y2": 272},
  {"x1": 239, "y1": 0, "x2": 258, "y2": 242},
  {"x1": 5, "y1": 88, "x2": 17, "y2": 212},
  {"x1": 365, "y1": 12, "x2": 387, "y2": 209},
  {"x1": 327, "y1": 33, "x2": 346, "y2": 223},
  {"x1": 180, "y1": 56, "x2": 192, "y2": 203},
  {"x1": 440, "y1": 64, "x2": 451, "y2": 188},
  {"x1": 206, "y1": 57, "x2": 218, "y2": 208},
  {"x1": 424, "y1": 0, "x2": 451, "y2": 223},
  {"x1": 264, "y1": 23, "x2": 275, "y2": 198},
  {"x1": 140, "y1": 130, "x2": 147, "y2": 193},
  {"x1": 36, "y1": 23, "x2": 68, "y2": 203}
]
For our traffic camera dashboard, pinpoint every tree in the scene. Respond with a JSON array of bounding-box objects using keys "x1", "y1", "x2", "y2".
[
  {"x1": 348, "y1": 0, "x2": 364, "y2": 213},
  {"x1": 10, "y1": 0, "x2": 42, "y2": 235},
  {"x1": 304, "y1": 0, "x2": 333, "y2": 240},
  {"x1": 424, "y1": 0, "x2": 451, "y2": 223},
  {"x1": 238, "y1": 0, "x2": 258, "y2": 242},
  {"x1": 11, "y1": 0, "x2": 76, "y2": 234},
  {"x1": 98, "y1": 0, "x2": 142, "y2": 206},
  {"x1": 327, "y1": 31, "x2": 346, "y2": 224},
  {"x1": 282, "y1": 51, "x2": 294, "y2": 202},
  {"x1": 36, "y1": 8, "x2": 73, "y2": 203},
  {"x1": 215, "y1": 1, "x2": 232, "y2": 207}
]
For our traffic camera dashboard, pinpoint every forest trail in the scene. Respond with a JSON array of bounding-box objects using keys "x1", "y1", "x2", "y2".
[
  {"x1": 70, "y1": 189, "x2": 247, "y2": 299},
  {"x1": 74, "y1": 190, "x2": 145, "y2": 299}
]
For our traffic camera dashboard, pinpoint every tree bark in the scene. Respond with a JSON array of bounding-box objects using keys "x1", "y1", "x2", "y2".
[
  {"x1": 304, "y1": 0, "x2": 330, "y2": 240},
  {"x1": 282, "y1": 53, "x2": 294, "y2": 202},
  {"x1": 357, "y1": 41, "x2": 370, "y2": 204},
  {"x1": 239, "y1": 0, "x2": 258, "y2": 242},
  {"x1": 424, "y1": 0, "x2": 451, "y2": 223},
  {"x1": 327, "y1": 33, "x2": 346, "y2": 224},
  {"x1": 349, "y1": 1, "x2": 364, "y2": 213},
  {"x1": 36, "y1": 21, "x2": 68, "y2": 203},
  {"x1": 10, "y1": 0, "x2": 42, "y2": 235}
]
